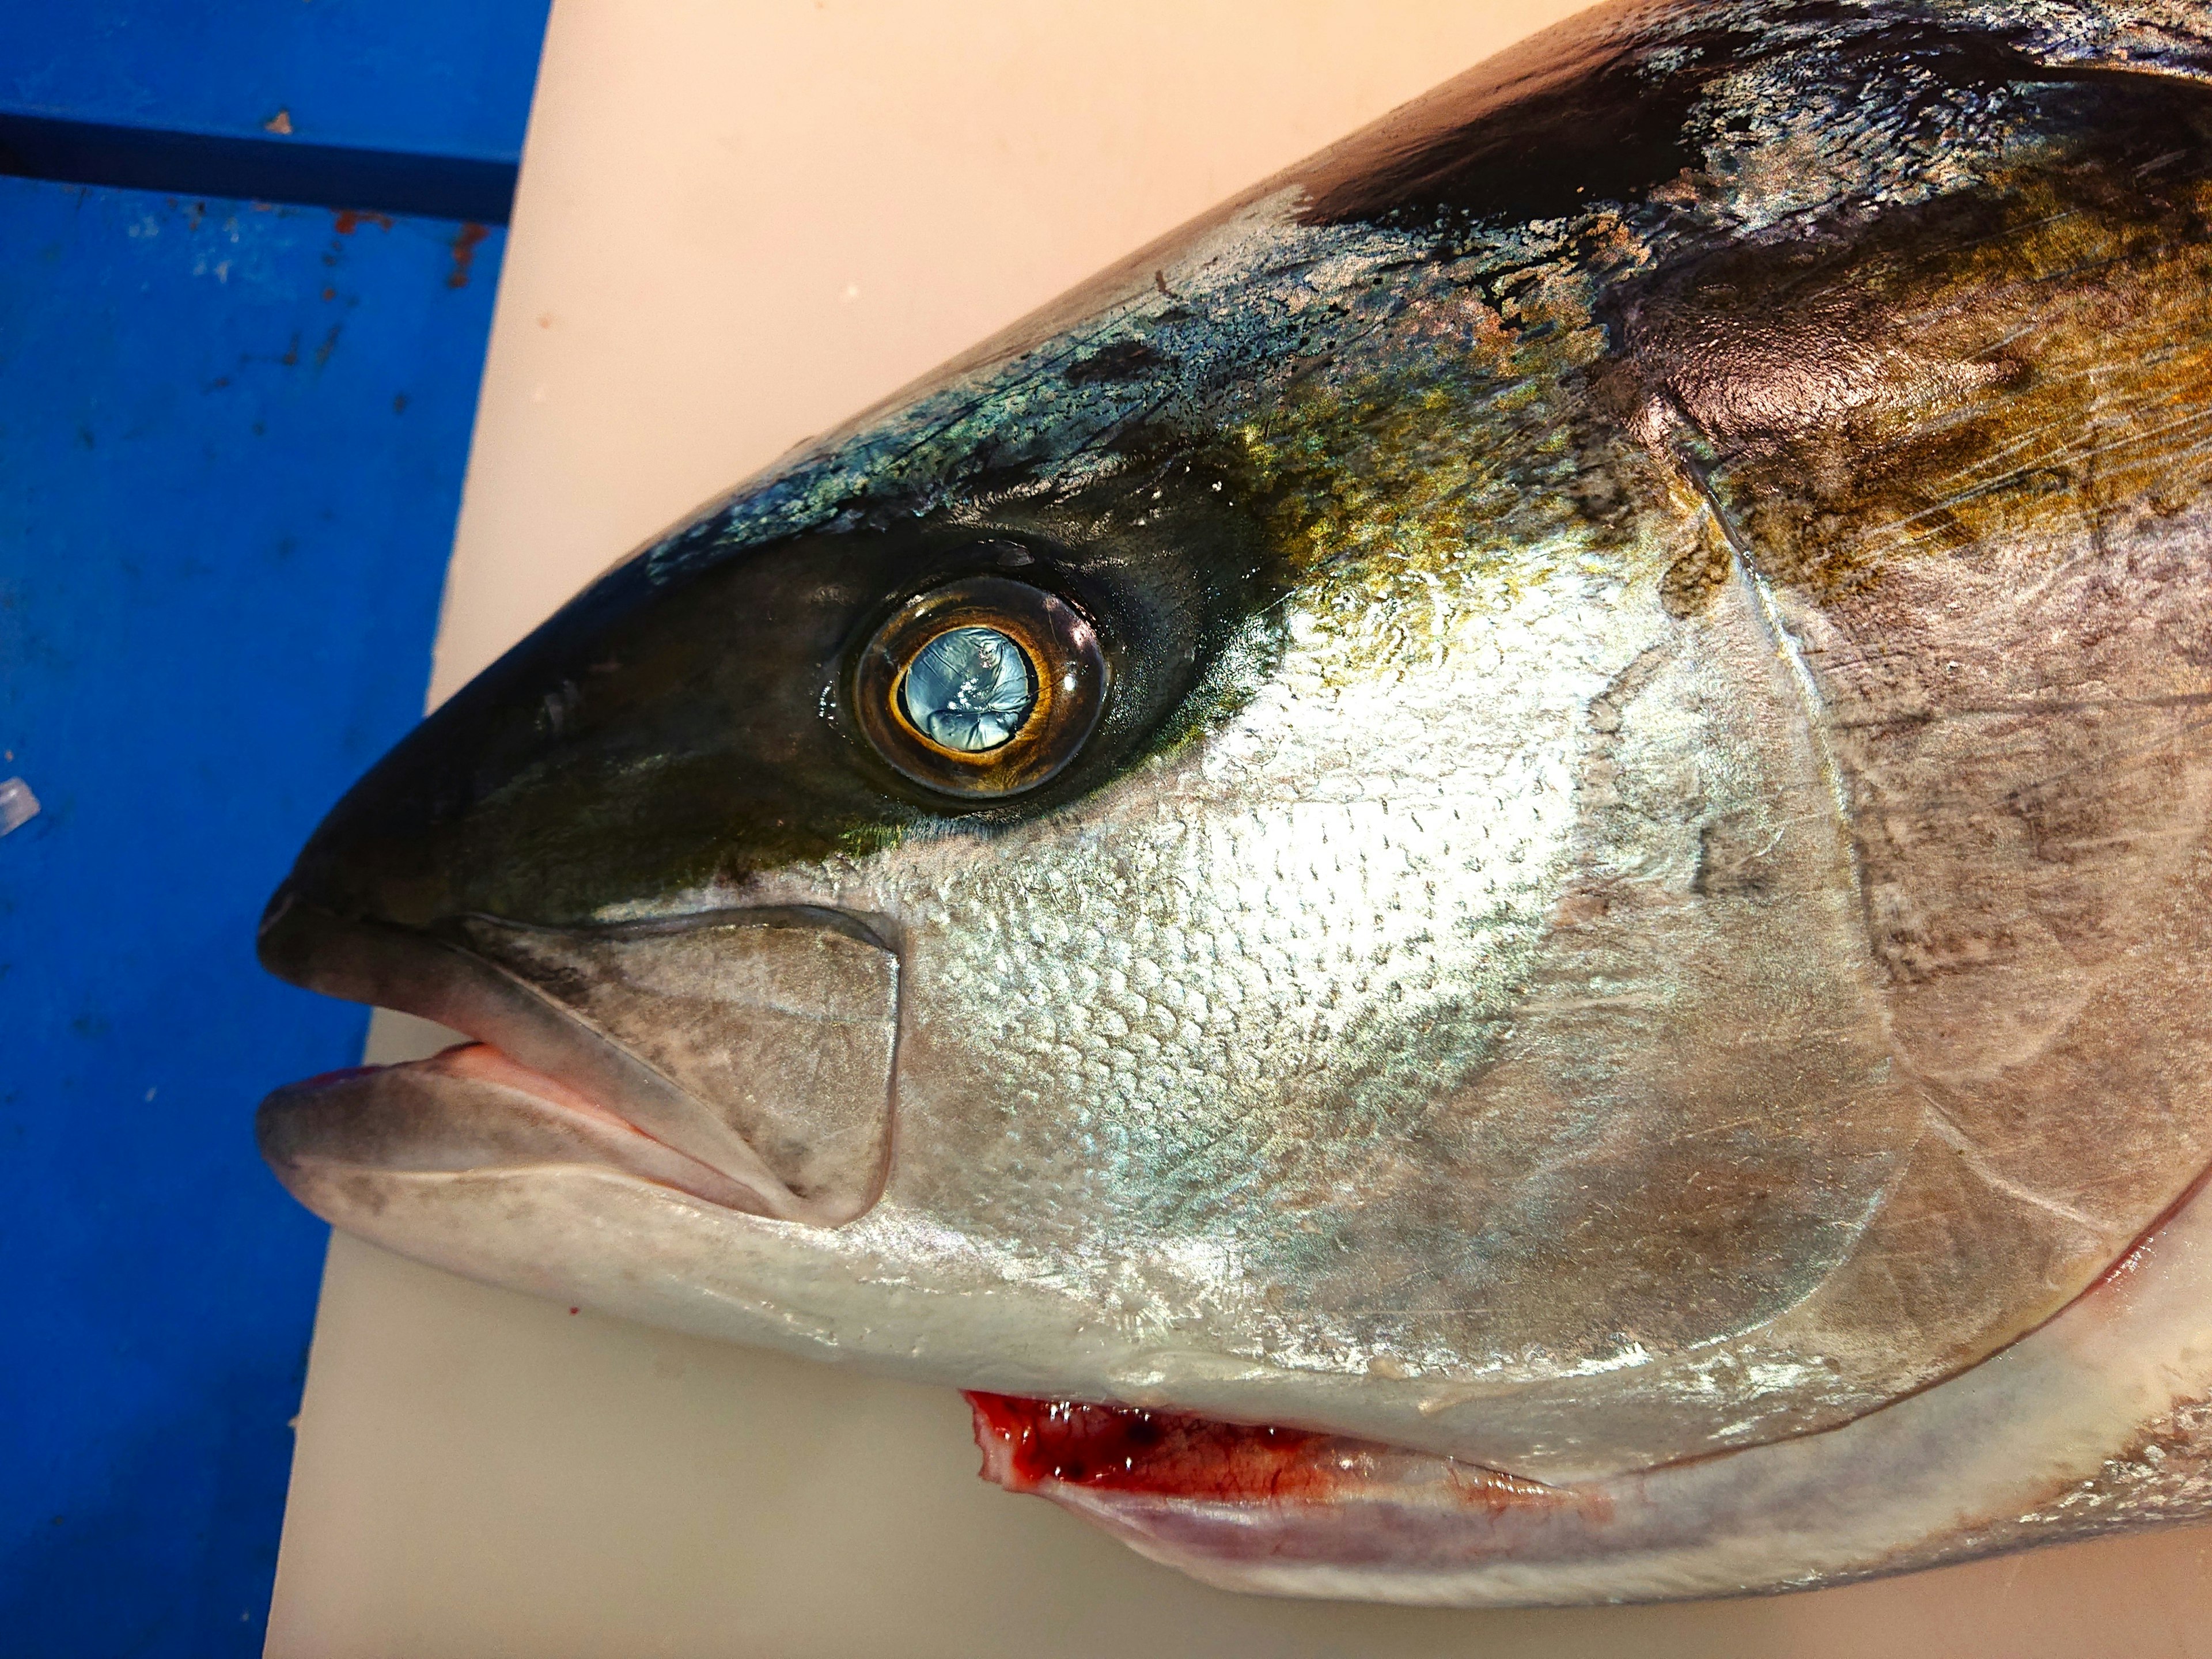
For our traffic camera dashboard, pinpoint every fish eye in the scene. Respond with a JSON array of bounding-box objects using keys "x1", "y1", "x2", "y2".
[{"x1": 851, "y1": 572, "x2": 1108, "y2": 799}]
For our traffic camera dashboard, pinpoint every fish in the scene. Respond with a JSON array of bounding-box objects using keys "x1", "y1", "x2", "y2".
[{"x1": 254, "y1": 0, "x2": 2212, "y2": 1605}]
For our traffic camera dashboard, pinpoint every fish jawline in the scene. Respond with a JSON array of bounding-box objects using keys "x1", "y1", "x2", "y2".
[{"x1": 256, "y1": 892, "x2": 817, "y2": 1220}]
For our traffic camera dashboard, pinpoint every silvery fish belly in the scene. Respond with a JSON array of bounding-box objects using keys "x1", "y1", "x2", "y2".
[{"x1": 256, "y1": 0, "x2": 2212, "y2": 1605}]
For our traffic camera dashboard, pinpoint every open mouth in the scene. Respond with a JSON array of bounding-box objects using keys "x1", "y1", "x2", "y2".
[{"x1": 254, "y1": 889, "x2": 902, "y2": 1225}]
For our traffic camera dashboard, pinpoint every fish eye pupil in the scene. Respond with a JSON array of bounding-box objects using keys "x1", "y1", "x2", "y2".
[{"x1": 900, "y1": 626, "x2": 1036, "y2": 753}]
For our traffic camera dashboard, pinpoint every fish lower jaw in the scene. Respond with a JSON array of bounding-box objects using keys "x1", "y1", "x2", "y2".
[
  {"x1": 255, "y1": 892, "x2": 840, "y2": 1223},
  {"x1": 257, "y1": 1039, "x2": 782, "y2": 1217}
]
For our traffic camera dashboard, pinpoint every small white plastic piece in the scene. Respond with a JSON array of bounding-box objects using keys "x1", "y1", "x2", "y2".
[{"x1": 0, "y1": 777, "x2": 39, "y2": 837}]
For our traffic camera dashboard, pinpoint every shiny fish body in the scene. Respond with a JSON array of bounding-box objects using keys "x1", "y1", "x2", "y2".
[{"x1": 256, "y1": 0, "x2": 2212, "y2": 1604}]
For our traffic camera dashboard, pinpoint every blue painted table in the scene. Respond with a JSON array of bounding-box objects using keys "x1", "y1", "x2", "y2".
[{"x1": 0, "y1": 4, "x2": 548, "y2": 1652}]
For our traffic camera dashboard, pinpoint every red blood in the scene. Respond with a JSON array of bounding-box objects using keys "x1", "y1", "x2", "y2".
[
  {"x1": 966, "y1": 1392, "x2": 1343, "y2": 1501},
  {"x1": 2090, "y1": 1159, "x2": 2212, "y2": 1294}
]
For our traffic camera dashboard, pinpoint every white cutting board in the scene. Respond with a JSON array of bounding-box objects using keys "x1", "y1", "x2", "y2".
[{"x1": 263, "y1": 3, "x2": 2212, "y2": 1653}]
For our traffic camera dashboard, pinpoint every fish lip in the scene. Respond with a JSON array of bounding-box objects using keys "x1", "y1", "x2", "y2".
[
  {"x1": 255, "y1": 885, "x2": 812, "y2": 1219},
  {"x1": 255, "y1": 1043, "x2": 775, "y2": 1215}
]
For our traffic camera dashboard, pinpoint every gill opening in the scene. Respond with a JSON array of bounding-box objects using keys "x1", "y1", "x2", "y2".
[{"x1": 1668, "y1": 432, "x2": 1862, "y2": 899}]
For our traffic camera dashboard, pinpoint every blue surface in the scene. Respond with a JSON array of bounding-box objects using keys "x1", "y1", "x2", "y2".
[
  {"x1": 0, "y1": 176, "x2": 506, "y2": 1655},
  {"x1": 0, "y1": 0, "x2": 550, "y2": 162}
]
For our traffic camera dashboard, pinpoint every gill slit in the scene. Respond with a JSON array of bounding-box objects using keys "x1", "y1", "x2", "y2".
[{"x1": 1671, "y1": 440, "x2": 1862, "y2": 895}]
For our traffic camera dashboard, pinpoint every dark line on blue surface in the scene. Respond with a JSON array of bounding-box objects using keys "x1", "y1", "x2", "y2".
[{"x1": 0, "y1": 113, "x2": 514, "y2": 225}]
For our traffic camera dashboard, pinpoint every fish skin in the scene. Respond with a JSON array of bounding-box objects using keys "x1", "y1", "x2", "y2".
[{"x1": 255, "y1": 0, "x2": 2212, "y2": 1601}]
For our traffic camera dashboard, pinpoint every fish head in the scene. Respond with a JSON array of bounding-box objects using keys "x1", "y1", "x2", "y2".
[{"x1": 257, "y1": 0, "x2": 2212, "y2": 1602}]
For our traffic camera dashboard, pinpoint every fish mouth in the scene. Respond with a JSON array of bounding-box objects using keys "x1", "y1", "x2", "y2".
[{"x1": 255, "y1": 889, "x2": 900, "y2": 1225}]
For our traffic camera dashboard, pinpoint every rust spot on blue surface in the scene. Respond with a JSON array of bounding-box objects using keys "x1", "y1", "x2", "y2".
[{"x1": 446, "y1": 221, "x2": 487, "y2": 288}]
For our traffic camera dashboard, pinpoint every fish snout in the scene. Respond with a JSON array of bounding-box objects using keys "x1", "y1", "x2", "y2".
[{"x1": 252, "y1": 525, "x2": 945, "y2": 1226}]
